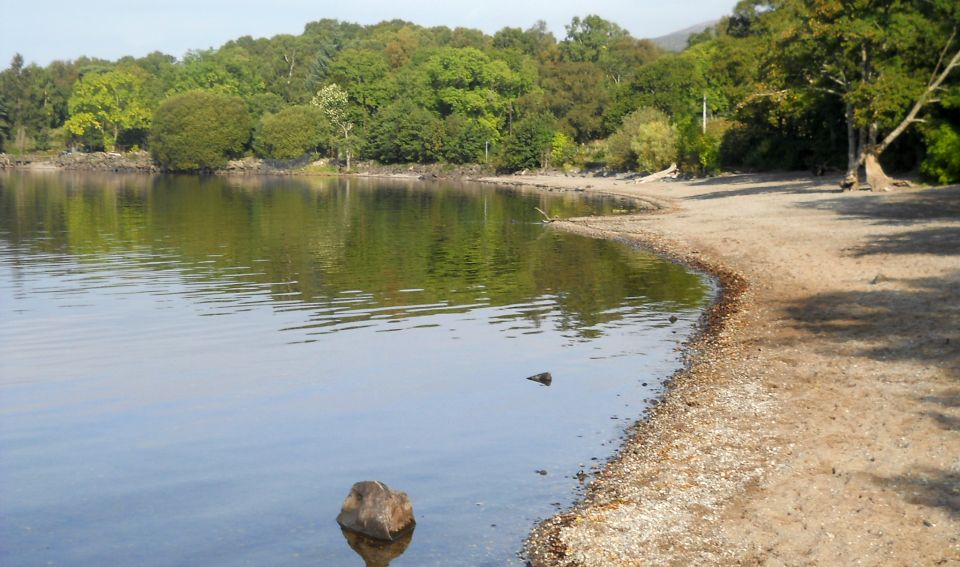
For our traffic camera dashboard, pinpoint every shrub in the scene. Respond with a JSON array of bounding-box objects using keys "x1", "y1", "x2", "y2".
[
  {"x1": 606, "y1": 107, "x2": 677, "y2": 172},
  {"x1": 254, "y1": 105, "x2": 330, "y2": 160},
  {"x1": 548, "y1": 132, "x2": 577, "y2": 168},
  {"x1": 150, "y1": 91, "x2": 251, "y2": 171},
  {"x1": 921, "y1": 122, "x2": 960, "y2": 184},
  {"x1": 678, "y1": 117, "x2": 732, "y2": 175}
]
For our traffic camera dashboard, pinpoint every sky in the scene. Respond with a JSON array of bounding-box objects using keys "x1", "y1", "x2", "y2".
[{"x1": 1, "y1": 0, "x2": 737, "y2": 67}]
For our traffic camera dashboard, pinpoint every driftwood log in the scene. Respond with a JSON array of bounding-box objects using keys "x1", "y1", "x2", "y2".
[
  {"x1": 534, "y1": 207, "x2": 556, "y2": 223},
  {"x1": 635, "y1": 163, "x2": 678, "y2": 184}
]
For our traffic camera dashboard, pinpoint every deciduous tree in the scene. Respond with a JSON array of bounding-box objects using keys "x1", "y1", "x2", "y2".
[
  {"x1": 150, "y1": 90, "x2": 250, "y2": 171},
  {"x1": 311, "y1": 83, "x2": 356, "y2": 169},
  {"x1": 64, "y1": 68, "x2": 151, "y2": 151},
  {"x1": 774, "y1": 0, "x2": 960, "y2": 190}
]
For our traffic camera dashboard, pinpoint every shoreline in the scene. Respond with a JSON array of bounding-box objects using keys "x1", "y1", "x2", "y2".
[{"x1": 474, "y1": 174, "x2": 959, "y2": 565}]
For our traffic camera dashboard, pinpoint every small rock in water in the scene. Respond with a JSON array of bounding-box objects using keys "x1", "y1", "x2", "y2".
[
  {"x1": 668, "y1": 315, "x2": 678, "y2": 323},
  {"x1": 526, "y1": 372, "x2": 553, "y2": 386},
  {"x1": 337, "y1": 481, "x2": 415, "y2": 541}
]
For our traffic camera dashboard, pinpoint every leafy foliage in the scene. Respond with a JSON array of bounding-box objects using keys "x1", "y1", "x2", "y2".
[
  {"x1": 150, "y1": 91, "x2": 250, "y2": 171},
  {"x1": 311, "y1": 83, "x2": 356, "y2": 166},
  {"x1": 606, "y1": 108, "x2": 677, "y2": 172},
  {"x1": 3, "y1": 10, "x2": 958, "y2": 182},
  {"x1": 254, "y1": 105, "x2": 330, "y2": 159},
  {"x1": 921, "y1": 122, "x2": 960, "y2": 184},
  {"x1": 497, "y1": 113, "x2": 556, "y2": 171},
  {"x1": 364, "y1": 101, "x2": 441, "y2": 163},
  {"x1": 64, "y1": 69, "x2": 152, "y2": 150}
]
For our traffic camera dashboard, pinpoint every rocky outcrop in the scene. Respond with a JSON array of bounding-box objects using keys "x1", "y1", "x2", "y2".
[
  {"x1": 220, "y1": 157, "x2": 264, "y2": 174},
  {"x1": 56, "y1": 151, "x2": 158, "y2": 172},
  {"x1": 1, "y1": 151, "x2": 158, "y2": 172},
  {"x1": 337, "y1": 481, "x2": 416, "y2": 541}
]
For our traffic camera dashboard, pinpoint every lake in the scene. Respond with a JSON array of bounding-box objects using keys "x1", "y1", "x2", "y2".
[{"x1": 0, "y1": 172, "x2": 711, "y2": 566}]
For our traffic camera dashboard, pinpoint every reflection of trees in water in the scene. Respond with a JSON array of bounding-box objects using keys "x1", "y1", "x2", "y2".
[{"x1": 0, "y1": 173, "x2": 708, "y2": 335}]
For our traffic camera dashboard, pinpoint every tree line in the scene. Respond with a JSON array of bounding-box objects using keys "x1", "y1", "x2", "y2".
[{"x1": 1, "y1": 2, "x2": 958, "y2": 186}]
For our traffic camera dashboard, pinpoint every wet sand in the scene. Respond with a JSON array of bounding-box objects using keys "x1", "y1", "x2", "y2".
[{"x1": 479, "y1": 173, "x2": 960, "y2": 566}]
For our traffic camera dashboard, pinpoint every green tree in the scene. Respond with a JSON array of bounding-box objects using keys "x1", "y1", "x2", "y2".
[
  {"x1": 561, "y1": 15, "x2": 630, "y2": 63},
  {"x1": 548, "y1": 131, "x2": 577, "y2": 168},
  {"x1": 254, "y1": 105, "x2": 330, "y2": 159},
  {"x1": 364, "y1": 100, "x2": 441, "y2": 163},
  {"x1": 422, "y1": 47, "x2": 519, "y2": 133},
  {"x1": 63, "y1": 68, "x2": 151, "y2": 151},
  {"x1": 921, "y1": 121, "x2": 960, "y2": 183},
  {"x1": 169, "y1": 48, "x2": 265, "y2": 100},
  {"x1": 0, "y1": 97, "x2": 10, "y2": 152},
  {"x1": 541, "y1": 61, "x2": 610, "y2": 142},
  {"x1": 497, "y1": 112, "x2": 556, "y2": 171},
  {"x1": 607, "y1": 107, "x2": 677, "y2": 172},
  {"x1": 440, "y1": 113, "x2": 496, "y2": 163},
  {"x1": 150, "y1": 91, "x2": 251, "y2": 171},
  {"x1": 0, "y1": 54, "x2": 50, "y2": 154},
  {"x1": 328, "y1": 49, "x2": 393, "y2": 113},
  {"x1": 311, "y1": 83, "x2": 356, "y2": 169},
  {"x1": 772, "y1": 0, "x2": 960, "y2": 189}
]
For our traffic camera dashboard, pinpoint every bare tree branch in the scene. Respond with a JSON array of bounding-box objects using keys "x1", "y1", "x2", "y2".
[
  {"x1": 929, "y1": 27, "x2": 957, "y2": 85},
  {"x1": 874, "y1": 41, "x2": 960, "y2": 156}
]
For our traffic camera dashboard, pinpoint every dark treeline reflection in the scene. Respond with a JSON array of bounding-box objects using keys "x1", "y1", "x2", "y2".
[{"x1": 0, "y1": 172, "x2": 706, "y2": 336}]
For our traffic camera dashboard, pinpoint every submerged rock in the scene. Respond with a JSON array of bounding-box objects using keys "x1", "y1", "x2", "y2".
[
  {"x1": 337, "y1": 481, "x2": 415, "y2": 541},
  {"x1": 526, "y1": 372, "x2": 553, "y2": 386}
]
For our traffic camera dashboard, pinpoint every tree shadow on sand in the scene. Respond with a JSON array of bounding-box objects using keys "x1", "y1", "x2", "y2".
[
  {"x1": 785, "y1": 186, "x2": 960, "y2": 523},
  {"x1": 797, "y1": 185, "x2": 960, "y2": 226},
  {"x1": 785, "y1": 274, "x2": 960, "y2": 380},
  {"x1": 787, "y1": 274, "x2": 960, "y2": 519},
  {"x1": 873, "y1": 468, "x2": 960, "y2": 519},
  {"x1": 687, "y1": 174, "x2": 841, "y2": 200},
  {"x1": 920, "y1": 389, "x2": 960, "y2": 432},
  {"x1": 855, "y1": 227, "x2": 960, "y2": 256}
]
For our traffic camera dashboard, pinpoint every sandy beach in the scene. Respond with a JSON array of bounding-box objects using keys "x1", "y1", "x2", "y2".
[{"x1": 478, "y1": 173, "x2": 960, "y2": 566}]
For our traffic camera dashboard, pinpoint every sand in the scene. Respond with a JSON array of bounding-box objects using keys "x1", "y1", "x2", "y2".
[{"x1": 478, "y1": 173, "x2": 960, "y2": 566}]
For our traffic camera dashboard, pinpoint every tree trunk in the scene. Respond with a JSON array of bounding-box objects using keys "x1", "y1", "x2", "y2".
[
  {"x1": 864, "y1": 152, "x2": 893, "y2": 192},
  {"x1": 841, "y1": 103, "x2": 860, "y2": 191},
  {"x1": 16, "y1": 125, "x2": 27, "y2": 155}
]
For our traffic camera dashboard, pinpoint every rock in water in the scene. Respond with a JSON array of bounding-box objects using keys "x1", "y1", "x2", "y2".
[
  {"x1": 526, "y1": 372, "x2": 553, "y2": 386},
  {"x1": 337, "y1": 481, "x2": 415, "y2": 541}
]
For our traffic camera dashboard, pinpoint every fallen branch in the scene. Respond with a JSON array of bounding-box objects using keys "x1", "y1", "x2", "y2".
[
  {"x1": 635, "y1": 163, "x2": 678, "y2": 184},
  {"x1": 534, "y1": 207, "x2": 555, "y2": 223}
]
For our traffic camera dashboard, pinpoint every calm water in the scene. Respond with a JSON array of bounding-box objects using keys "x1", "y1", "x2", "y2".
[{"x1": 0, "y1": 172, "x2": 710, "y2": 566}]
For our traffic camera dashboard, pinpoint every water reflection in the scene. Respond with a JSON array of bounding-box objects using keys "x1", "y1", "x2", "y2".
[
  {"x1": 0, "y1": 172, "x2": 702, "y2": 340},
  {"x1": 341, "y1": 527, "x2": 415, "y2": 567}
]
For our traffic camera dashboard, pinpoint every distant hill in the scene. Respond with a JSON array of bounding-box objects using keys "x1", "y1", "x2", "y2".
[{"x1": 648, "y1": 20, "x2": 720, "y2": 52}]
